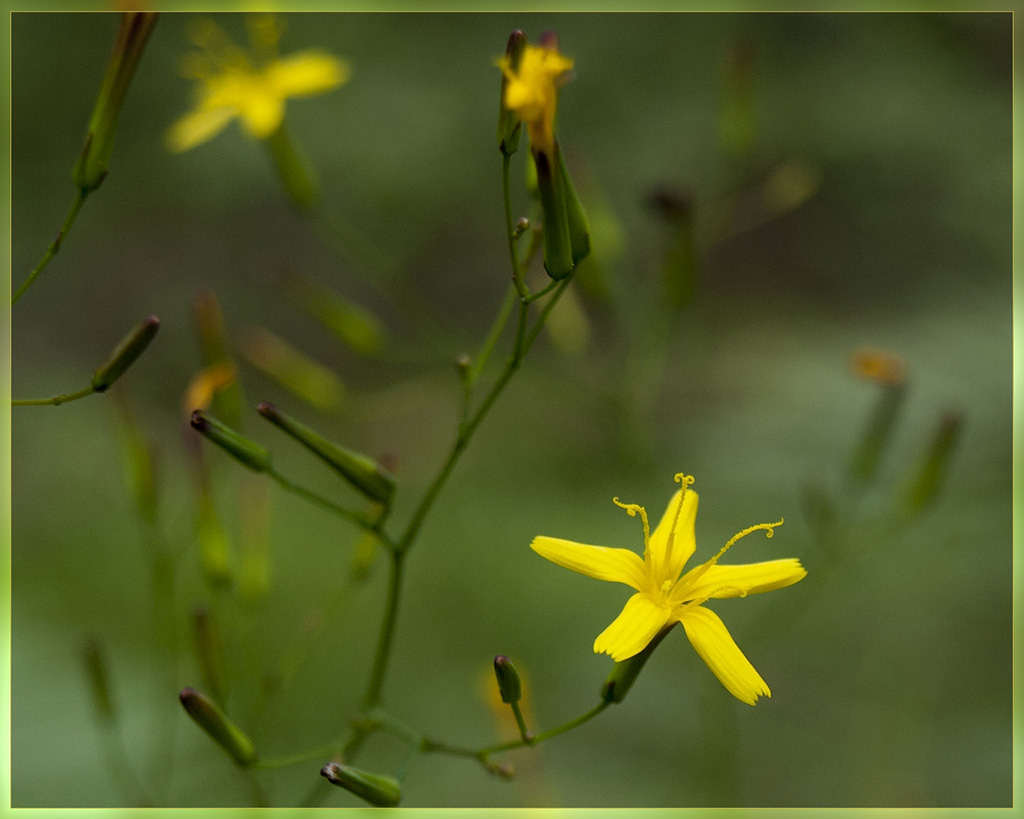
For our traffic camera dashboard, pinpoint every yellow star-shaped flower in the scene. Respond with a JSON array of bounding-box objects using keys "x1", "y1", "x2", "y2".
[
  {"x1": 497, "y1": 41, "x2": 574, "y2": 157},
  {"x1": 167, "y1": 15, "x2": 350, "y2": 153},
  {"x1": 531, "y1": 473, "x2": 807, "y2": 705}
]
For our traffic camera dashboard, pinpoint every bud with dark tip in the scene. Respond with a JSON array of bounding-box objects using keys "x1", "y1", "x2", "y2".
[
  {"x1": 190, "y1": 410, "x2": 272, "y2": 473},
  {"x1": 257, "y1": 402, "x2": 394, "y2": 504},
  {"x1": 493, "y1": 655, "x2": 522, "y2": 704},
  {"x1": 496, "y1": 30, "x2": 527, "y2": 156},
  {"x1": 91, "y1": 315, "x2": 160, "y2": 392},
  {"x1": 320, "y1": 761, "x2": 401, "y2": 807},
  {"x1": 179, "y1": 687, "x2": 256, "y2": 766}
]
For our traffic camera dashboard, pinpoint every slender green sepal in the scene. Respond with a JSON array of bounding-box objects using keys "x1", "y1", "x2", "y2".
[
  {"x1": 554, "y1": 142, "x2": 590, "y2": 265},
  {"x1": 902, "y1": 410, "x2": 964, "y2": 515},
  {"x1": 179, "y1": 687, "x2": 257, "y2": 766},
  {"x1": 82, "y1": 638, "x2": 115, "y2": 723},
  {"x1": 257, "y1": 402, "x2": 395, "y2": 504},
  {"x1": 320, "y1": 762, "x2": 401, "y2": 807},
  {"x1": 190, "y1": 410, "x2": 272, "y2": 473},
  {"x1": 493, "y1": 655, "x2": 522, "y2": 704},
  {"x1": 601, "y1": 625, "x2": 674, "y2": 704},
  {"x1": 496, "y1": 30, "x2": 527, "y2": 156},
  {"x1": 90, "y1": 315, "x2": 160, "y2": 392},
  {"x1": 73, "y1": 12, "x2": 158, "y2": 192},
  {"x1": 535, "y1": 148, "x2": 573, "y2": 280}
]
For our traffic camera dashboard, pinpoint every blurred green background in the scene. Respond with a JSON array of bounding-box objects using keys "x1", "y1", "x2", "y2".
[{"x1": 10, "y1": 11, "x2": 1012, "y2": 809}]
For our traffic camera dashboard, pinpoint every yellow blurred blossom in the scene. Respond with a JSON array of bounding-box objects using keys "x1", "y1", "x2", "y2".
[
  {"x1": 497, "y1": 39, "x2": 573, "y2": 156},
  {"x1": 851, "y1": 347, "x2": 907, "y2": 386},
  {"x1": 183, "y1": 363, "x2": 236, "y2": 417},
  {"x1": 531, "y1": 474, "x2": 806, "y2": 705},
  {"x1": 167, "y1": 14, "x2": 350, "y2": 152}
]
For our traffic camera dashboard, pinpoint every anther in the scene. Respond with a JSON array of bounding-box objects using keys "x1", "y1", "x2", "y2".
[{"x1": 673, "y1": 473, "x2": 695, "y2": 488}]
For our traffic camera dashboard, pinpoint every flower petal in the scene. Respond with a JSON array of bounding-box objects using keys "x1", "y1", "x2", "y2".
[
  {"x1": 594, "y1": 593, "x2": 672, "y2": 661},
  {"x1": 673, "y1": 558, "x2": 807, "y2": 606},
  {"x1": 530, "y1": 536, "x2": 647, "y2": 591},
  {"x1": 166, "y1": 106, "x2": 236, "y2": 153},
  {"x1": 267, "y1": 51, "x2": 351, "y2": 98},
  {"x1": 678, "y1": 605, "x2": 769, "y2": 705},
  {"x1": 648, "y1": 486, "x2": 698, "y2": 582}
]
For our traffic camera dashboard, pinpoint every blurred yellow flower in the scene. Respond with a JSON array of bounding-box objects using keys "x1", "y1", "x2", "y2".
[
  {"x1": 531, "y1": 474, "x2": 806, "y2": 705},
  {"x1": 497, "y1": 39, "x2": 573, "y2": 156},
  {"x1": 167, "y1": 15, "x2": 350, "y2": 152}
]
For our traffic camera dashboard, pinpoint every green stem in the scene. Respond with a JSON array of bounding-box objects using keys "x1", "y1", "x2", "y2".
[
  {"x1": 362, "y1": 550, "x2": 405, "y2": 708},
  {"x1": 267, "y1": 468, "x2": 395, "y2": 546},
  {"x1": 479, "y1": 699, "x2": 610, "y2": 755},
  {"x1": 12, "y1": 384, "x2": 96, "y2": 406},
  {"x1": 502, "y1": 153, "x2": 529, "y2": 299},
  {"x1": 13, "y1": 187, "x2": 89, "y2": 305},
  {"x1": 467, "y1": 284, "x2": 518, "y2": 388}
]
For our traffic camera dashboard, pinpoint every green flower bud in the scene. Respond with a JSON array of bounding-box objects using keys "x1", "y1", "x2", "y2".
[
  {"x1": 192, "y1": 607, "x2": 226, "y2": 704},
  {"x1": 320, "y1": 762, "x2": 401, "y2": 807},
  {"x1": 179, "y1": 687, "x2": 257, "y2": 766},
  {"x1": 601, "y1": 625, "x2": 673, "y2": 704},
  {"x1": 90, "y1": 315, "x2": 160, "y2": 392},
  {"x1": 902, "y1": 410, "x2": 964, "y2": 515},
  {"x1": 196, "y1": 490, "x2": 232, "y2": 587},
  {"x1": 190, "y1": 410, "x2": 272, "y2": 473},
  {"x1": 257, "y1": 403, "x2": 395, "y2": 505},
  {"x1": 496, "y1": 30, "x2": 527, "y2": 156},
  {"x1": 535, "y1": 148, "x2": 573, "y2": 280},
  {"x1": 493, "y1": 655, "x2": 522, "y2": 704},
  {"x1": 555, "y1": 143, "x2": 590, "y2": 265},
  {"x1": 73, "y1": 13, "x2": 158, "y2": 192}
]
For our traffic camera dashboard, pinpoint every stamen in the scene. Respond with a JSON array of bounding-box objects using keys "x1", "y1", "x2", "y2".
[
  {"x1": 684, "y1": 518, "x2": 784, "y2": 587},
  {"x1": 663, "y1": 473, "x2": 694, "y2": 571},
  {"x1": 674, "y1": 473, "x2": 695, "y2": 488},
  {"x1": 612, "y1": 497, "x2": 651, "y2": 551}
]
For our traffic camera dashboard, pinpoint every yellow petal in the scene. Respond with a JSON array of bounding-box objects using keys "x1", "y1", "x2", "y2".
[
  {"x1": 678, "y1": 605, "x2": 769, "y2": 705},
  {"x1": 673, "y1": 558, "x2": 807, "y2": 606},
  {"x1": 166, "y1": 106, "x2": 236, "y2": 153},
  {"x1": 530, "y1": 536, "x2": 647, "y2": 591},
  {"x1": 594, "y1": 593, "x2": 672, "y2": 662},
  {"x1": 648, "y1": 487, "x2": 698, "y2": 582},
  {"x1": 266, "y1": 51, "x2": 350, "y2": 98},
  {"x1": 238, "y1": 91, "x2": 286, "y2": 138}
]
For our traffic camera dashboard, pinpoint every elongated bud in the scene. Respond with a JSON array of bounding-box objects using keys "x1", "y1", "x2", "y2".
[
  {"x1": 257, "y1": 403, "x2": 395, "y2": 504},
  {"x1": 73, "y1": 12, "x2": 158, "y2": 191},
  {"x1": 191, "y1": 410, "x2": 272, "y2": 473},
  {"x1": 196, "y1": 490, "x2": 232, "y2": 587},
  {"x1": 279, "y1": 269, "x2": 384, "y2": 356},
  {"x1": 720, "y1": 36, "x2": 756, "y2": 157},
  {"x1": 848, "y1": 348, "x2": 907, "y2": 487},
  {"x1": 493, "y1": 655, "x2": 522, "y2": 704},
  {"x1": 497, "y1": 30, "x2": 527, "y2": 156},
  {"x1": 82, "y1": 638, "x2": 115, "y2": 723},
  {"x1": 902, "y1": 410, "x2": 963, "y2": 515},
  {"x1": 648, "y1": 186, "x2": 697, "y2": 311},
  {"x1": 321, "y1": 762, "x2": 401, "y2": 806},
  {"x1": 179, "y1": 687, "x2": 257, "y2": 766},
  {"x1": 90, "y1": 315, "x2": 160, "y2": 392},
  {"x1": 601, "y1": 625, "x2": 673, "y2": 703},
  {"x1": 554, "y1": 143, "x2": 590, "y2": 265},
  {"x1": 535, "y1": 149, "x2": 574, "y2": 280},
  {"x1": 239, "y1": 326, "x2": 345, "y2": 412},
  {"x1": 193, "y1": 289, "x2": 244, "y2": 427}
]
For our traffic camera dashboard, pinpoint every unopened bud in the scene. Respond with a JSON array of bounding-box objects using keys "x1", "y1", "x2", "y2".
[
  {"x1": 320, "y1": 761, "x2": 401, "y2": 807},
  {"x1": 601, "y1": 625, "x2": 673, "y2": 703},
  {"x1": 73, "y1": 12, "x2": 158, "y2": 191},
  {"x1": 179, "y1": 687, "x2": 256, "y2": 766},
  {"x1": 496, "y1": 30, "x2": 527, "y2": 156},
  {"x1": 82, "y1": 638, "x2": 115, "y2": 723},
  {"x1": 555, "y1": 143, "x2": 590, "y2": 266},
  {"x1": 90, "y1": 315, "x2": 160, "y2": 392},
  {"x1": 456, "y1": 354, "x2": 472, "y2": 384},
  {"x1": 535, "y1": 149, "x2": 573, "y2": 280},
  {"x1": 257, "y1": 403, "x2": 394, "y2": 504},
  {"x1": 902, "y1": 410, "x2": 964, "y2": 515},
  {"x1": 190, "y1": 410, "x2": 272, "y2": 473},
  {"x1": 513, "y1": 217, "x2": 530, "y2": 238},
  {"x1": 493, "y1": 655, "x2": 522, "y2": 704}
]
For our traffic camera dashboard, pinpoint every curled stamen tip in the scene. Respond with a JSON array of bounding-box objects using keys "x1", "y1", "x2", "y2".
[
  {"x1": 674, "y1": 472, "x2": 695, "y2": 487},
  {"x1": 611, "y1": 497, "x2": 639, "y2": 516}
]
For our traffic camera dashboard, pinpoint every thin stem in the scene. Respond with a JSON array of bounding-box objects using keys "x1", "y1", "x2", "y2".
[
  {"x1": 467, "y1": 284, "x2": 518, "y2": 388},
  {"x1": 362, "y1": 551, "x2": 405, "y2": 708},
  {"x1": 266, "y1": 468, "x2": 395, "y2": 546},
  {"x1": 12, "y1": 384, "x2": 96, "y2": 406},
  {"x1": 13, "y1": 187, "x2": 89, "y2": 305},
  {"x1": 502, "y1": 153, "x2": 529, "y2": 300},
  {"x1": 478, "y1": 699, "x2": 610, "y2": 756},
  {"x1": 251, "y1": 742, "x2": 345, "y2": 770}
]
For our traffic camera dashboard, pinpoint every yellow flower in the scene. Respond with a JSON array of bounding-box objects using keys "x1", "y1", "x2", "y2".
[
  {"x1": 531, "y1": 474, "x2": 807, "y2": 705},
  {"x1": 167, "y1": 15, "x2": 350, "y2": 153},
  {"x1": 497, "y1": 40, "x2": 574, "y2": 156}
]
